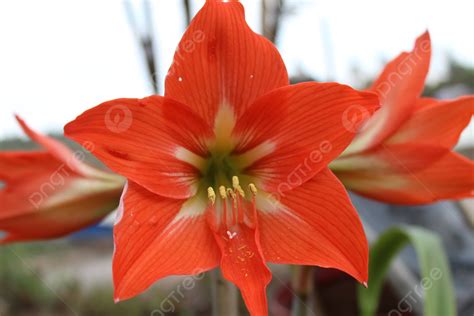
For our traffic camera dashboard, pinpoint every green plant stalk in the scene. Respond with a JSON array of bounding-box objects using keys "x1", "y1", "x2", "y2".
[
  {"x1": 292, "y1": 265, "x2": 319, "y2": 316},
  {"x1": 211, "y1": 269, "x2": 238, "y2": 316}
]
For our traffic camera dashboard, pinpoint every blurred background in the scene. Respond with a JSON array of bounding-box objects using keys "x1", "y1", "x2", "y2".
[
  {"x1": 0, "y1": 0, "x2": 473, "y2": 144},
  {"x1": 0, "y1": 0, "x2": 473, "y2": 315}
]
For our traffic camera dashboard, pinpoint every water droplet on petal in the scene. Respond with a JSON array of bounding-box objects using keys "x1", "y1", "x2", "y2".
[
  {"x1": 178, "y1": 77, "x2": 183, "y2": 82},
  {"x1": 130, "y1": 220, "x2": 140, "y2": 231},
  {"x1": 149, "y1": 216, "x2": 158, "y2": 225}
]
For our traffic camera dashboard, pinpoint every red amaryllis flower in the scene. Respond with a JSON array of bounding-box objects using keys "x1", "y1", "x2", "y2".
[
  {"x1": 331, "y1": 31, "x2": 474, "y2": 204},
  {"x1": 0, "y1": 116, "x2": 125, "y2": 243},
  {"x1": 65, "y1": 1, "x2": 379, "y2": 314}
]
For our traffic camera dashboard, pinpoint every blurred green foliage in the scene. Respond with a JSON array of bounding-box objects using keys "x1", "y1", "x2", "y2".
[{"x1": 0, "y1": 244, "x2": 169, "y2": 316}]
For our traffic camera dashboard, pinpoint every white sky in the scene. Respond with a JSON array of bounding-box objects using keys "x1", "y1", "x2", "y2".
[{"x1": 0, "y1": 0, "x2": 473, "y2": 145}]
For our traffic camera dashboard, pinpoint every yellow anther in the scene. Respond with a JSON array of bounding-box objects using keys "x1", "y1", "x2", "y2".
[
  {"x1": 219, "y1": 186, "x2": 227, "y2": 199},
  {"x1": 227, "y1": 188, "x2": 237, "y2": 200},
  {"x1": 232, "y1": 176, "x2": 246, "y2": 197},
  {"x1": 207, "y1": 187, "x2": 216, "y2": 205},
  {"x1": 232, "y1": 176, "x2": 240, "y2": 188},
  {"x1": 249, "y1": 183, "x2": 258, "y2": 195}
]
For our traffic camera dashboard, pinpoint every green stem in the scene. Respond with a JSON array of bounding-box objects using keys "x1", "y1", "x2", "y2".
[
  {"x1": 291, "y1": 266, "x2": 326, "y2": 316},
  {"x1": 211, "y1": 269, "x2": 238, "y2": 316},
  {"x1": 291, "y1": 266, "x2": 314, "y2": 316}
]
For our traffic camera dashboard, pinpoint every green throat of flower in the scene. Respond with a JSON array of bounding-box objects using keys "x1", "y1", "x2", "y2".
[{"x1": 201, "y1": 153, "x2": 240, "y2": 189}]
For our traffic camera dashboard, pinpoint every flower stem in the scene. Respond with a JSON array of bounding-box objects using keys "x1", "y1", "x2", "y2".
[
  {"x1": 291, "y1": 266, "x2": 326, "y2": 316},
  {"x1": 211, "y1": 269, "x2": 239, "y2": 316},
  {"x1": 291, "y1": 265, "x2": 314, "y2": 316},
  {"x1": 291, "y1": 266, "x2": 327, "y2": 316}
]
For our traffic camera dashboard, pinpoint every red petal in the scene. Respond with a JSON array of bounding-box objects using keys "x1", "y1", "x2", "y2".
[
  {"x1": 209, "y1": 205, "x2": 271, "y2": 316},
  {"x1": 0, "y1": 152, "x2": 123, "y2": 243},
  {"x1": 15, "y1": 115, "x2": 96, "y2": 177},
  {"x1": 0, "y1": 151, "x2": 62, "y2": 184},
  {"x1": 257, "y1": 169, "x2": 368, "y2": 284},
  {"x1": 0, "y1": 151, "x2": 67, "y2": 217},
  {"x1": 331, "y1": 143, "x2": 448, "y2": 174},
  {"x1": 413, "y1": 97, "x2": 439, "y2": 109},
  {"x1": 335, "y1": 152, "x2": 474, "y2": 204},
  {"x1": 348, "y1": 31, "x2": 431, "y2": 152},
  {"x1": 113, "y1": 182, "x2": 220, "y2": 301},
  {"x1": 65, "y1": 96, "x2": 213, "y2": 199},
  {"x1": 387, "y1": 96, "x2": 474, "y2": 148},
  {"x1": 165, "y1": 0, "x2": 288, "y2": 123},
  {"x1": 233, "y1": 82, "x2": 379, "y2": 193}
]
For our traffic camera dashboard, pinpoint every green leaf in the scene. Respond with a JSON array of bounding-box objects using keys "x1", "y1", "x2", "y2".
[{"x1": 358, "y1": 225, "x2": 456, "y2": 316}]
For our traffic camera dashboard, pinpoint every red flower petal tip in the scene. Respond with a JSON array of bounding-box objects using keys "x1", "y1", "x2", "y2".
[
  {"x1": 332, "y1": 31, "x2": 473, "y2": 205},
  {"x1": 0, "y1": 116, "x2": 125, "y2": 243}
]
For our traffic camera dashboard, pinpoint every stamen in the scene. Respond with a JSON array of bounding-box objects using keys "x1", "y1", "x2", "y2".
[
  {"x1": 207, "y1": 187, "x2": 216, "y2": 205},
  {"x1": 227, "y1": 188, "x2": 237, "y2": 200},
  {"x1": 208, "y1": 180, "x2": 258, "y2": 230},
  {"x1": 219, "y1": 186, "x2": 227, "y2": 199},
  {"x1": 237, "y1": 191, "x2": 245, "y2": 223},
  {"x1": 205, "y1": 188, "x2": 218, "y2": 232},
  {"x1": 232, "y1": 176, "x2": 246, "y2": 197},
  {"x1": 232, "y1": 176, "x2": 239, "y2": 188},
  {"x1": 236, "y1": 186, "x2": 245, "y2": 197},
  {"x1": 225, "y1": 188, "x2": 237, "y2": 224},
  {"x1": 249, "y1": 183, "x2": 257, "y2": 195},
  {"x1": 246, "y1": 183, "x2": 258, "y2": 229},
  {"x1": 221, "y1": 189, "x2": 228, "y2": 230}
]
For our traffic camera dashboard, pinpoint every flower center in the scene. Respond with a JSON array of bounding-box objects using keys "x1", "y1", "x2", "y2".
[
  {"x1": 197, "y1": 103, "x2": 259, "y2": 200},
  {"x1": 200, "y1": 153, "x2": 239, "y2": 188},
  {"x1": 174, "y1": 104, "x2": 270, "y2": 223}
]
